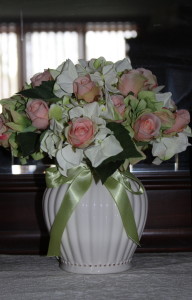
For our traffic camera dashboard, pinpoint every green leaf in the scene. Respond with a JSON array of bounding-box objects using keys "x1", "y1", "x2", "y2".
[
  {"x1": 138, "y1": 91, "x2": 163, "y2": 112},
  {"x1": 93, "y1": 57, "x2": 105, "y2": 69},
  {"x1": 95, "y1": 122, "x2": 142, "y2": 183},
  {"x1": 138, "y1": 91, "x2": 156, "y2": 102},
  {"x1": 136, "y1": 99, "x2": 147, "y2": 112},
  {"x1": 0, "y1": 99, "x2": 17, "y2": 111},
  {"x1": 129, "y1": 97, "x2": 139, "y2": 111},
  {"x1": 17, "y1": 132, "x2": 40, "y2": 157},
  {"x1": 49, "y1": 105, "x2": 63, "y2": 120},
  {"x1": 8, "y1": 133, "x2": 18, "y2": 149},
  {"x1": 11, "y1": 95, "x2": 25, "y2": 101},
  {"x1": 10, "y1": 110, "x2": 31, "y2": 126},
  {"x1": 135, "y1": 141, "x2": 149, "y2": 147},
  {"x1": 95, "y1": 160, "x2": 124, "y2": 183},
  {"x1": 107, "y1": 122, "x2": 142, "y2": 159},
  {"x1": 19, "y1": 157, "x2": 28, "y2": 164},
  {"x1": 31, "y1": 151, "x2": 45, "y2": 160},
  {"x1": 6, "y1": 122, "x2": 25, "y2": 132},
  {"x1": 45, "y1": 97, "x2": 62, "y2": 104},
  {"x1": 17, "y1": 80, "x2": 57, "y2": 100},
  {"x1": 12, "y1": 149, "x2": 19, "y2": 157},
  {"x1": 22, "y1": 125, "x2": 37, "y2": 132}
]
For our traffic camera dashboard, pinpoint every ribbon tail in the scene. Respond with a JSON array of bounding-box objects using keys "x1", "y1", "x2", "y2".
[
  {"x1": 47, "y1": 170, "x2": 92, "y2": 256},
  {"x1": 104, "y1": 176, "x2": 140, "y2": 246},
  {"x1": 122, "y1": 170, "x2": 145, "y2": 195}
]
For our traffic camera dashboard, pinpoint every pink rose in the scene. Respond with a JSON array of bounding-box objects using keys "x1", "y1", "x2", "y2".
[
  {"x1": 118, "y1": 68, "x2": 157, "y2": 96},
  {"x1": 66, "y1": 117, "x2": 97, "y2": 148},
  {"x1": 111, "y1": 95, "x2": 126, "y2": 116},
  {"x1": 137, "y1": 68, "x2": 157, "y2": 90},
  {"x1": 133, "y1": 113, "x2": 161, "y2": 141},
  {"x1": 0, "y1": 115, "x2": 10, "y2": 147},
  {"x1": 0, "y1": 115, "x2": 7, "y2": 135},
  {"x1": 164, "y1": 109, "x2": 190, "y2": 134},
  {"x1": 73, "y1": 75, "x2": 100, "y2": 102},
  {"x1": 0, "y1": 134, "x2": 8, "y2": 140},
  {"x1": 0, "y1": 133, "x2": 11, "y2": 148},
  {"x1": 154, "y1": 109, "x2": 175, "y2": 127},
  {"x1": 30, "y1": 70, "x2": 52, "y2": 87},
  {"x1": 26, "y1": 99, "x2": 49, "y2": 130}
]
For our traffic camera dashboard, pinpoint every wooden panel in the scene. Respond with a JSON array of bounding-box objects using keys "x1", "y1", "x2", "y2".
[
  {"x1": 146, "y1": 190, "x2": 191, "y2": 228},
  {"x1": 0, "y1": 171, "x2": 191, "y2": 254}
]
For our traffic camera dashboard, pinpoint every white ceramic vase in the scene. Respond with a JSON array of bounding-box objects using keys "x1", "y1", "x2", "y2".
[{"x1": 43, "y1": 178, "x2": 148, "y2": 274}]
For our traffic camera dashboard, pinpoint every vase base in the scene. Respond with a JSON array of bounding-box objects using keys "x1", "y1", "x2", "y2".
[{"x1": 59, "y1": 259, "x2": 132, "y2": 274}]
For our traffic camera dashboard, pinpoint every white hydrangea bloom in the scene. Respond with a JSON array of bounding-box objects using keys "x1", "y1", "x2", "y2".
[
  {"x1": 54, "y1": 59, "x2": 78, "y2": 97},
  {"x1": 56, "y1": 145, "x2": 84, "y2": 176},
  {"x1": 155, "y1": 92, "x2": 176, "y2": 110},
  {"x1": 151, "y1": 132, "x2": 190, "y2": 161},
  {"x1": 41, "y1": 130, "x2": 63, "y2": 158},
  {"x1": 114, "y1": 57, "x2": 132, "y2": 72},
  {"x1": 84, "y1": 135, "x2": 123, "y2": 167}
]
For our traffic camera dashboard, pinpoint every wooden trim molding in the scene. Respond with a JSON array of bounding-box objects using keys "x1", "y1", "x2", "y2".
[{"x1": 0, "y1": 171, "x2": 191, "y2": 254}]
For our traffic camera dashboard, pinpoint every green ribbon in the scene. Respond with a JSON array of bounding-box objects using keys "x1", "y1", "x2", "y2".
[
  {"x1": 104, "y1": 170, "x2": 144, "y2": 246},
  {"x1": 45, "y1": 167, "x2": 144, "y2": 256},
  {"x1": 45, "y1": 166, "x2": 87, "y2": 187},
  {"x1": 46, "y1": 166, "x2": 92, "y2": 256}
]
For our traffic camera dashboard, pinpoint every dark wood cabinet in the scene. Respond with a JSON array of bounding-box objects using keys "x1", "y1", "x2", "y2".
[{"x1": 0, "y1": 171, "x2": 191, "y2": 254}]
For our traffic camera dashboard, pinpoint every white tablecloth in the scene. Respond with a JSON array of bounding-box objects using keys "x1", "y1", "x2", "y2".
[{"x1": 0, "y1": 252, "x2": 192, "y2": 300}]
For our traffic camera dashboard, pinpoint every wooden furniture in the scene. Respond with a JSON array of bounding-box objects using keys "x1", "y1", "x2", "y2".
[{"x1": 0, "y1": 171, "x2": 191, "y2": 254}]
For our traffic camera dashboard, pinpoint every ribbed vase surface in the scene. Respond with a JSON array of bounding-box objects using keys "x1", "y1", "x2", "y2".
[{"x1": 43, "y1": 179, "x2": 148, "y2": 274}]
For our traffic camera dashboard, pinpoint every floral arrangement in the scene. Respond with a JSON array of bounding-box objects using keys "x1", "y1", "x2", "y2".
[
  {"x1": 0, "y1": 57, "x2": 191, "y2": 182},
  {"x1": 0, "y1": 57, "x2": 191, "y2": 255}
]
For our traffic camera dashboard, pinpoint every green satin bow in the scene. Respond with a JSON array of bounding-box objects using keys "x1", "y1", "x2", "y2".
[{"x1": 45, "y1": 166, "x2": 144, "y2": 257}]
